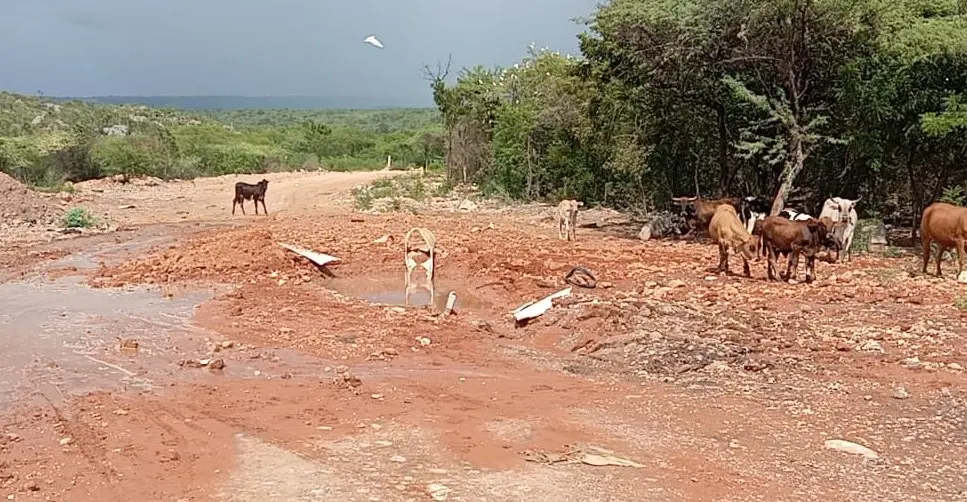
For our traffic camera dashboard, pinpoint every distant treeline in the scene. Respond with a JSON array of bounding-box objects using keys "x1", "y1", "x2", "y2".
[{"x1": 58, "y1": 95, "x2": 434, "y2": 110}]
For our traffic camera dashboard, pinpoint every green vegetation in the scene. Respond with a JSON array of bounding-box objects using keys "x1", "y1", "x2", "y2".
[
  {"x1": 352, "y1": 173, "x2": 441, "y2": 211},
  {"x1": 0, "y1": 92, "x2": 444, "y2": 188},
  {"x1": 62, "y1": 207, "x2": 97, "y2": 228},
  {"x1": 425, "y1": 0, "x2": 967, "y2": 217}
]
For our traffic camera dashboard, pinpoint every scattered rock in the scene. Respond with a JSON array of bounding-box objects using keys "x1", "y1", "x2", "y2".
[
  {"x1": 118, "y1": 339, "x2": 139, "y2": 351},
  {"x1": 59, "y1": 437, "x2": 73, "y2": 446},
  {"x1": 893, "y1": 387, "x2": 910, "y2": 400},
  {"x1": 22, "y1": 481, "x2": 39, "y2": 492},
  {"x1": 903, "y1": 356, "x2": 922, "y2": 369},
  {"x1": 208, "y1": 359, "x2": 226, "y2": 371},
  {"x1": 637, "y1": 224, "x2": 652, "y2": 241},
  {"x1": 458, "y1": 200, "x2": 478, "y2": 212},
  {"x1": 824, "y1": 439, "x2": 879, "y2": 459},
  {"x1": 667, "y1": 279, "x2": 686, "y2": 288},
  {"x1": 426, "y1": 483, "x2": 451, "y2": 501},
  {"x1": 859, "y1": 340, "x2": 884, "y2": 353},
  {"x1": 220, "y1": 340, "x2": 235, "y2": 349}
]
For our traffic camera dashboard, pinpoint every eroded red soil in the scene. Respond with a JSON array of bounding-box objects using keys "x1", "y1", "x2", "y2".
[{"x1": 3, "y1": 172, "x2": 966, "y2": 501}]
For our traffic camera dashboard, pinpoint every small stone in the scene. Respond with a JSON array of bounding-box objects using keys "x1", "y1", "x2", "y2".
[
  {"x1": 208, "y1": 359, "x2": 226, "y2": 371},
  {"x1": 427, "y1": 483, "x2": 451, "y2": 501},
  {"x1": 113, "y1": 409, "x2": 129, "y2": 416},
  {"x1": 371, "y1": 394, "x2": 384, "y2": 400},
  {"x1": 948, "y1": 362, "x2": 963, "y2": 371},
  {"x1": 893, "y1": 387, "x2": 910, "y2": 400},
  {"x1": 903, "y1": 357, "x2": 921, "y2": 369},
  {"x1": 667, "y1": 279, "x2": 686, "y2": 288},
  {"x1": 22, "y1": 481, "x2": 39, "y2": 492},
  {"x1": 221, "y1": 340, "x2": 235, "y2": 349},
  {"x1": 389, "y1": 455, "x2": 407, "y2": 463},
  {"x1": 59, "y1": 437, "x2": 73, "y2": 446},
  {"x1": 390, "y1": 307, "x2": 406, "y2": 314},
  {"x1": 859, "y1": 340, "x2": 884, "y2": 353},
  {"x1": 824, "y1": 439, "x2": 878, "y2": 459},
  {"x1": 4, "y1": 433, "x2": 20, "y2": 442}
]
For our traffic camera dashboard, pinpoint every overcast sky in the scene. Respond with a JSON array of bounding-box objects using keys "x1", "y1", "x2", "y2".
[{"x1": 0, "y1": 0, "x2": 598, "y2": 106}]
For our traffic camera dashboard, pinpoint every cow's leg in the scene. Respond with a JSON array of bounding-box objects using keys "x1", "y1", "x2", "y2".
[
  {"x1": 717, "y1": 243, "x2": 729, "y2": 274},
  {"x1": 260, "y1": 197, "x2": 268, "y2": 215},
  {"x1": 767, "y1": 247, "x2": 778, "y2": 281},
  {"x1": 922, "y1": 236, "x2": 932, "y2": 274},
  {"x1": 742, "y1": 254, "x2": 751, "y2": 277},
  {"x1": 936, "y1": 245, "x2": 947, "y2": 277},
  {"x1": 785, "y1": 252, "x2": 799, "y2": 282},
  {"x1": 805, "y1": 256, "x2": 816, "y2": 283},
  {"x1": 958, "y1": 240, "x2": 967, "y2": 277},
  {"x1": 239, "y1": 199, "x2": 246, "y2": 215},
  {"x1": 232, "y1": 198, "x2": 237, "y2": 216},
  {"x1": 254, "y1": 197, "x2": 260, "y2": 215}
]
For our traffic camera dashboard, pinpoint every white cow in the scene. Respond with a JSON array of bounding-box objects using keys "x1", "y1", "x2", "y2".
[{"x1": 819, "y1": 197, "x2": 860, "y2": 261}]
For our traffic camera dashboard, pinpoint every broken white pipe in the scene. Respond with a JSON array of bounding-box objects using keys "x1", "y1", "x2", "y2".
[
  {"x1": 512, "y1": 287, "x2": 572, "y2": 322},
  {"x1": 277, "y1": 242, "x2": 341, "y2": 266},
  {"x1": 444, "y1": 291, "x2": 457, "y2": 315}
]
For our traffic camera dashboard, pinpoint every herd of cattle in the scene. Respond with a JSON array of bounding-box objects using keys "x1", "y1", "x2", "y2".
[
  {"x1": 557, "y1": 193, "x2": 967, "y2": 284},
  {"x1": 665, "y1": 195, "x2": 860, "y2": 283},
  {"x1": 228, "y1": 176, "x2": 966, "y2": 284}
]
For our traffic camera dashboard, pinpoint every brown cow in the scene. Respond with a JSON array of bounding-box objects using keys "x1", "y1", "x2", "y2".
[
  {"x1": 709, "y1": 205, "x2": 758, "y2": 277},
  {"x1": 759, "y1": 215, "x2": 839, "y2": 283},
  {"x1": 920, "y1": 202, "x2": 967, "y2": 277},
  {"x1": 672, "y1": 196, "x2": 741, "y2": 240}
]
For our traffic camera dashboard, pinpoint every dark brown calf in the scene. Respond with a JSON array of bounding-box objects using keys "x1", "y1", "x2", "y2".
[
  {"x1": 759, "y1": 216, "x2": 838, "y2": 283},
  {"x1": 671, "y1": 196, "x2": 740, "y2": 240},
  {"x1": 232, "y1": 179, "x2": 269, "y2": 216}
]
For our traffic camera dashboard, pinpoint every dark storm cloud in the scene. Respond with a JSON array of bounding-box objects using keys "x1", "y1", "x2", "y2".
[{"x1": 0, "y1": 0, "x2": 599, "y2": 106}]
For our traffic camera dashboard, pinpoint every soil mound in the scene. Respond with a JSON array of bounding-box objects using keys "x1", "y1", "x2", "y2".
[
  {"x1": 0, "y1": 172, "x2": 61, "y2": 224},
  {"x1": 92, "y1": 227, "x2": 296, "y2": 286}
]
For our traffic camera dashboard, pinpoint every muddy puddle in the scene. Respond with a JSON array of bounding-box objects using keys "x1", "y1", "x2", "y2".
[
  {"x1": 324, "y1": 275, "x2": 487, "y2": 312},
  {"x1": 0, "y1": 276, "x2": 218, "y2": 410}
]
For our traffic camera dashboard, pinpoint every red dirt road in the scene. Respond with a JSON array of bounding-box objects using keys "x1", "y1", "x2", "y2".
[{"x1": 2, "y1": 171, "x2": 967, "y2": 501}]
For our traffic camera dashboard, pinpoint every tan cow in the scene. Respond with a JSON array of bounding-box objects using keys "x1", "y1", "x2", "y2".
[
  {"x1": 920, "y1": 202, "x2": 967, "y2": 277},
  {"x1": 557, "y1": 199, "x2": 583, "y2": 241},
  {"x1": 708, "y1": 204, "x2": 758, "y2": 277}
]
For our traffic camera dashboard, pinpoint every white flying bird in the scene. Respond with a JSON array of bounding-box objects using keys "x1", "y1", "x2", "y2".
[{"x1": 363, "y1": 35, "x2": 384, "y2": 48}]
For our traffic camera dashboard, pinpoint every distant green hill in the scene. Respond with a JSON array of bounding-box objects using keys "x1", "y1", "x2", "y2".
[
  {"x1": 1, "y1": 91, "x2": 444, "y2": 187},
  {"x1": 64, "y1": 95, "x2": 435, "y2": 110}
]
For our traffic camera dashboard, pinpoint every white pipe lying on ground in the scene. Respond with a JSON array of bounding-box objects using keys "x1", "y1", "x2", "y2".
[{"x1": 277, "y1": 242, "x2": 341, "y2": 266}]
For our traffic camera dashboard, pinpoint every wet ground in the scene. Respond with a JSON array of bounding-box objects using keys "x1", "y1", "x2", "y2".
[{"x1": 2, "y1": 171, "x2": 967, "y2": 501}]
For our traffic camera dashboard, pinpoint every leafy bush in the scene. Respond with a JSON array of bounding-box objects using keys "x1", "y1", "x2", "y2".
[
  {"x1": 939, "y1": 185, "x2": 966, "y2": 206},
  {"x1": 62, "y1": 207, "x2": 97, "y2": 228}
]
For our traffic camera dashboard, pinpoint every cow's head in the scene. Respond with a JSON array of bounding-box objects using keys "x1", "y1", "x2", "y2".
[
  {"x1": 829, "y1": 196, "x2": 860, "y2": 222},
  {"x1": 741, "y1": 235, "x2": 760, "y2": 262}
]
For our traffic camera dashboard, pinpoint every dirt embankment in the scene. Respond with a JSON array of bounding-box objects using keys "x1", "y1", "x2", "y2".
[{"x1": 0, "y1": 172, "x2": 62, "y2": 224}]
